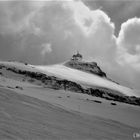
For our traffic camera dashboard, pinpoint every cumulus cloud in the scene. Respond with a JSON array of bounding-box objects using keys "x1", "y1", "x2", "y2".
[
  {"x1": 0, "y1": 0, "x2": 115, "y2": 58},
  {"x1": 59, "y1": 0, "x2": 116, "y2": 61},
  {"x1": 0, "y1": 0, "x2": 47, "y2": 36},
  {"x1": 66, "y1": 1, "x2": 115, "y2": 36},
  {"x1": 117, "y1": 17, "x2": 140, "y2": 70},
  {"x1": 41, "y1": 43, "x2": 52, "y2": 56}
]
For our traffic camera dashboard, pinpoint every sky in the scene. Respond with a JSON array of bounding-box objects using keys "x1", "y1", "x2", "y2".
[{"x1": 0, "y1": 0, "x2": 140, "y2": 89}]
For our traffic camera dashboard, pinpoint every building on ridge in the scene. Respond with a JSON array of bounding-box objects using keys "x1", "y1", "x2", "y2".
[{"x1": 71, "y1": 51, "x2": 83, "y2": 61}]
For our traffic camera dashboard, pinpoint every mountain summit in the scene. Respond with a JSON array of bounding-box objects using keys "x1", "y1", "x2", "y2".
[{"x1": 64, "y1": 52, "x2": 106, "y2": 77}]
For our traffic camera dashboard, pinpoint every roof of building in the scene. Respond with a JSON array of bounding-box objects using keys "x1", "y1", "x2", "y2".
[{"x1": 72, "y1": 51, "x2": 82, "y2": 58}]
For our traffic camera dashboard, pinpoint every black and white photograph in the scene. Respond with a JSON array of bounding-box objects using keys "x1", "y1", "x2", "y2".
[{"x1": 0, "y1": 0, "x2": 140, "y2": 139}]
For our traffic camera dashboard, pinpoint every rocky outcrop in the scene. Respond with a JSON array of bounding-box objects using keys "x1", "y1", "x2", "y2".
[
  {"x1": 65, "y1": 60, "x2": 106, "y2": 77},
  {"x1": 84, "y1": 88, "x2": 140, "y2": 106},
  {"x1": 0, "y1": 64, "x2": 84, "y2": 93}
]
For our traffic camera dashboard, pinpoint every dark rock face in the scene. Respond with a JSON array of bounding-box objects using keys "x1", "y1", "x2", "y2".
[
  {"x1": 0, "y1": 64, "x2": 84, "y2": 93},
  {"x1": 65, "y1": 60, "x2": 106, "y2": 77},
  {"x1": 85, "y1": 88, "x2": 140, "y2": 106}
]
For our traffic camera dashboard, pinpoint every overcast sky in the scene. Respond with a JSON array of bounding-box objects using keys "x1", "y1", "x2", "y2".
[{"x1": 0, "y1": 0, "x2": 140, "y2": 89}]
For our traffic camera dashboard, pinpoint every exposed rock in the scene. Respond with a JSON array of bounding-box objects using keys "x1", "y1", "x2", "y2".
[
  {"x1": 15, "y1": 86, "x2": 23, "y2": 90},
  {"x1": 65, "y1": 60, "x2": 106, "y2": 77},
  {"x1": 111, "y1": 103, "x2": 117, "y2": 105},
  {"x1": 86, "y1": 88, "x2": 140, "y2": 106},
  {"x1": 0, "y1": 64, "x2": 84, "y2": 93},
  {"x1": 93, "y1": 100, "x2": 102, "y2": 104}
]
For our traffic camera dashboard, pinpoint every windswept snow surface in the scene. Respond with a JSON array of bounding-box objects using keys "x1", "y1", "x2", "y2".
[
  {"x1": 0, "y1": 86, "x2": 138, "y2": 140},
  {"x1": 36, "y1": 64, "x2": 140, "y2": 97},
  {"x1": 0, "y1": 61, "x2": 38, "y2": 72}
]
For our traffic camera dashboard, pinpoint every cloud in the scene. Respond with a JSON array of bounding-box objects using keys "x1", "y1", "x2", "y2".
[
  {"x1": 41, "y1": 43, "x2": 52, "y2": 56},
  {"x1": 117, "y1": 17, "x2": 140, "y2": 70},
  {"x1": 0, "y1": 0, "x2": 117, "y2": 69},
  {"x1": 0, "y1": 1, "x2": 44, "y2": 35},
  {"x1": 57, "y1": 0, "x2": 116, "y2": 62},
  {"x1": 67, "y1": 1, "x2": 115, "y2": 36}
]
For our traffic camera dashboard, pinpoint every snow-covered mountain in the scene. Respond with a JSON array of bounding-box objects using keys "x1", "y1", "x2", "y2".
[
  {"x1": 36, "y1": 62, "x2": 138, "y2": 97},
  {"x1": 0, "y1": 59, "x2": 140, "y2": 106}
]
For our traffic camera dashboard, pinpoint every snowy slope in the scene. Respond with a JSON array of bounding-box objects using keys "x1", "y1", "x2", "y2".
[
  {"x1": 36, "y1": 64, "x2": 140, "y2": 97},
  {"x1": 0, "y1": 86, "x2": 138, "y2": 140},
  {"x1": 0, "y1": 61, "x2": 38, "y2": 72},
  {"x1": 0, "y1": 61, "x2": 139, "y2": 97}
]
